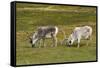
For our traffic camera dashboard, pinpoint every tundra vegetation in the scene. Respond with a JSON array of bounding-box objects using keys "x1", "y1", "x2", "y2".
[{"x1": 16, "y1": 3, "x2": 97, "y2": 65}]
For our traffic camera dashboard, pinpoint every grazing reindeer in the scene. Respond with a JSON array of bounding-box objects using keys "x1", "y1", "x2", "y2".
[
  {"x1": 62, "y1": 26, "x2": 92, "y2": 48},
  {"x1": 29, "y1": 26, "x2": 58, "y2": 48}
]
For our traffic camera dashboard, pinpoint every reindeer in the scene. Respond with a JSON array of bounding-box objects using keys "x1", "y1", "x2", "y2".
[{"x1": 28, "y1": 26, "x2": 66, "y2": 48}]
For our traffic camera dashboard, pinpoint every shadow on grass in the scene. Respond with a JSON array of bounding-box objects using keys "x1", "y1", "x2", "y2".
[{"x1": 66, "y1": 43, "x2": 86, "y2": 48}]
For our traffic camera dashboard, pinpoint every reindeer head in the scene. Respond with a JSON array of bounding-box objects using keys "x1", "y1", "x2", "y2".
[
  {"x1": 67, "y1": 34, "x2": 74, "y2": 46},
  {"x1": 30, "y1": 31, "x2": 39, "y2": 47}
]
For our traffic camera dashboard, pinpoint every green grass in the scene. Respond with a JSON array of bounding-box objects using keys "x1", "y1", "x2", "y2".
[{"x1": 16, "y1": 3, "x2": 97, "y2": 65}]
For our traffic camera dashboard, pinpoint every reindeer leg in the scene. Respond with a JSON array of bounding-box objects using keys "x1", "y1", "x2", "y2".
[
  {"x1": 51, "y1": 37, "x2": 54, "y2": 47},
  {"x1": 86, "y1": 35, "x2": 91, "y2": 46},
  {"x1": 77, "y1": 43, "x2": 80, "y2": 48},
  {"x1": 39, "y1": 39, "x2": 42, "y2": 48},
  {"x1": 52, "y1": 36, "x2": 57, "y2": 47},
  {"x1": 77, "y1": 38, "x2": 80, "y2": 48},
  {"x1": 42, "y1": 38, "x2": 46, "y2": 48},
  {"x1": 54, "y1": 37, "x2": 57, "y2": 47}
]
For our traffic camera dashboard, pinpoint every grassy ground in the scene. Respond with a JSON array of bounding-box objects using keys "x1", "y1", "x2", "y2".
[{"x1": 16, "y1": 3, "x2": 97, "y2": 65}]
